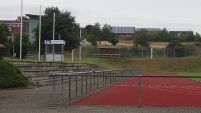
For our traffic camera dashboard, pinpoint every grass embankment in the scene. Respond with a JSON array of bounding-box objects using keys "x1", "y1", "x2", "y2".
[
  {"x1": 80, "y1": 57, "x2": 201, "y2": 82},
  {"x1": 80, "y1": 57, "x2": 201, "y2": 72},
  {"x1": 6, "y1": 57, "x2": 201, "y2": 72},
  {"x1": 5, "y1": 57, "x2": 201, "y2": 82}
]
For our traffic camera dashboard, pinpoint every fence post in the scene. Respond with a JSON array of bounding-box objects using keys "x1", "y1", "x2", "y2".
[
  {"x1": 76, "y1": 75, "x2": 78, "y2": 96},
  {"x1": 62, "y1": 76, "x2": 64, "y2": 102},
  {"x1": 103, "y1": 71, "x2": 105, "y2": 86},
  {"x1": 94, "y1": 71, "x2": 96, "y2": 85},
  {"x1": 151, "y1": 48, "x2": 153, "y2": 59},
  {"x1": 52, "y1": 74, "x2": 55, "y2": 105},
  {"x1": 86, "y1": 74, "x2": 88, "y2": 93},
  {"x1": 68, "y1": 75, "x2": 71, "y2": 105},
  {"x1": 138, "y1": 75, "x2": 142, "y2": 107},
  {"x1": 81, "y1": 75, "x2": 83, "y2": 94},
  {"x1": 164, "y1": 48, "x2": 166, "y2": 57},
  {"x1": 94, "y1": 71, "x2": 100, "y2": 89},
  {"x1": 90, "y1": 72, "x2": 92, "y2": 91}
]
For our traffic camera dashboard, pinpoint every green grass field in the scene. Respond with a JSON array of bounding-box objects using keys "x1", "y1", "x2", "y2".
[{"x1": 178, "y1": 72, "x2": 201, "y2": 82}]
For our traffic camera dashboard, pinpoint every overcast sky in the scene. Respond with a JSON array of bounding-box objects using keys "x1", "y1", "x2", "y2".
[{"x1": 1, "y1": 0, "x2": 201, "y2": 33}]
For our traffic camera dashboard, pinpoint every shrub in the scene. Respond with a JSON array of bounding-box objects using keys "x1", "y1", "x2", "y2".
[
  {"x1": 0, "y1": 60, "x2": 29, "y2": 88},
  {"x1": 120, "y1": 47, "x2": 130, "y2": 58}
]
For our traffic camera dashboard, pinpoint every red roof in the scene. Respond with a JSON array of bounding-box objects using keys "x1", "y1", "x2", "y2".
[{"x1": 0, "y1": 44, "x2": 5, "y2": 48}]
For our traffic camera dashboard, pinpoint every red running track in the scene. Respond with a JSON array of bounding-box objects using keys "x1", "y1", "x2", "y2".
[{"x1": 73, "y1": 72, "x2": 201, "y2": 107}]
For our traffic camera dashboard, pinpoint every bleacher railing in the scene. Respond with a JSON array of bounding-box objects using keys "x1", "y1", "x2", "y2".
[{"x1": 50, "y1": 68, "x2": 139, "y2": 105}]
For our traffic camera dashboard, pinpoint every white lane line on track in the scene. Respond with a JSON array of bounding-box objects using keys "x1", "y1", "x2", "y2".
[
  {"x1": 161, "y1": 78, "x2": 168, "y2": 88},
  {"x1": 144, "y1": 77, "x2": 201, "y2": 94},
  {"x1": 160, "y1": 77, "x2": 201, "y2": 93},
  {"x1": 149, "y1": 87, "x2": 201, "y2": 95},
  {"x1": 149, "y1": 78, "x2": 152, "y2": 88}
]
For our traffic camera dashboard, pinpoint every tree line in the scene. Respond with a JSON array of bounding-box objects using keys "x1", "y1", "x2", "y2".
[
  {"x1": 135, "y1": 28, "x2": 201, "y2": 48},
  {"x1": 134, "y1": 28, "x2": 201, "y2": 57}
]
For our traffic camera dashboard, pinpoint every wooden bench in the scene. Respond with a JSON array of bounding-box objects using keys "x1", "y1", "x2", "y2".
[{"x1": 92, "y1": 54, "x2": 120, "y2": 58}]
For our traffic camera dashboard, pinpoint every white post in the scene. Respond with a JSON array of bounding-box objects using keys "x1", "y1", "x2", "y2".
[
  {"x1": 20, "y1": 0, "x2": 23, "y2": 59},
  {"x1": 38, "y1": 5, "x2": 41, "y2": 61},
  {"x1": 12, "y1": 35, "x2": 14, "y2": 58},
  {"x1": 151, "y1": 48, "x2": 153, "y2": 59},
  {"x1": 53, "y1": 12, "x2": 55, "y2": 61},
  {"x1": 72, "y1": 49, "x2": 74, "y2": 62},
  {"x1": 53, "y1": 12, "x2": 55, "y2": 40},
  {"x1": 79, "y1": 28, "x2": 81, "y2": 62}
]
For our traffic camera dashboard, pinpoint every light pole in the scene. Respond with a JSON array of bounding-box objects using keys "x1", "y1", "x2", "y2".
[
  {"x1": 38, "y1": 5, "x2": 41, "y2": 61},
  {"x1": 53, "y1": 12, "x2": 55, "y2": 61},
  {"x1": 20, "y1": 0, "x2": 23, "y2": 59},
  {"x1": 12, "y1": 35, "x2": 15, "y2": 58},
  {"x1": 79, "y1": 28, "x2": 82, "y2": 62}
]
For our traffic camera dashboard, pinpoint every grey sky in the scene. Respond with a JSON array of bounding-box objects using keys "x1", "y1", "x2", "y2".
[{"x1": 1, "y1": 0, "x2": 201, "y2": 33}]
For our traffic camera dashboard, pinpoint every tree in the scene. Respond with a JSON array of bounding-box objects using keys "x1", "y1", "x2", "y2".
[
  {"x1": 0, "y1": 24, "x2": 8, "y2": 44},
  {"x1": 134, "y1": 29, "x2": 150, "y2": 48},
  {"x1": 85, "y1": 25, "x2": 93, "y2": 33},
  {"x1": 84, "y1": 23, "x2": 118, "y2": 46},
  {"x1": 0, "y1": 24, "x2": 8, "y2": 59},
  {"x1": 92, "y1": 23, "x2": 102, "y2": 45},
  {"x1": 158, "y1": 28, "x2": 171, "y2": 42},
  {"x1": 16, "y1": 16, "x2": 29, "y2": 21},
  {"x1": 9, "y1": 34, "x2": 30, "y2": 58},
  {"x1": 166, "y1": 38, "x2": 184, "y2": 57},
  {"x1": 34, "y1": 7, "x2": 80, "y2": 53},
  {"x1": 195, "y1": 32, "x2": 201, "y2": 42},
  {"x1": 186, "y1": 31, "x2": 195, "y2": 42},
  {"x1": 149, "y1": 32, "x2": 159, "y2": 42},
  {"x1": 108, "y1": 34, "x2": 119, "y2": 46},
  {"x1": 102, "y1": 24, "x2": 118, "y2": 46},
  {"x1": 83, "y1": 23, "x2": 102, "y2": 46}
]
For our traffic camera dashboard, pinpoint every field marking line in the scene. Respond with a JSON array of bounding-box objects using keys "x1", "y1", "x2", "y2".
[
  {"x1": 161, "y1": 78, "x2": 168, "y2": 88},
  {"x1": 149, "y1": 86, "x2": 201, "y2": 95},
  {"x1": 148, "y1": 78, "x2": 153, "y2": 88}
]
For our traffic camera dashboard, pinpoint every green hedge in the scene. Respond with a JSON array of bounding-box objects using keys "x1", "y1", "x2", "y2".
[{"x1": 0, "y1": 60, "x2": 29, "y2": 88}]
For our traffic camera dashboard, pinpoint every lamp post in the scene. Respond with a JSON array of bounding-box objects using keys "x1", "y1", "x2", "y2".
[
  {"x1": 20, "y1": 0, "x2": 23, "y2": 59},
  {"x1": 53, "y1": 12, "x2": 55, "y2": 61},
  {"x1": 12, "y1": 35, "x2": 15, "y2": 58},
  {"x1": 38, "y1": 5, "x2": 41, "y2": 61},
  {"x1": 79, "y1": 28, "x2": 82, "y2": 62}
]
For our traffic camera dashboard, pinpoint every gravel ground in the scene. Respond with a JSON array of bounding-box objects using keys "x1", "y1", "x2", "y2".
[{"x1": 1, "y1": 83, "x2": 201, "y2": 113}]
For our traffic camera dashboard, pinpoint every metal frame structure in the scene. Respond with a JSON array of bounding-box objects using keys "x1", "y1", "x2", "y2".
[{"x1": 51, "y1": 69, "x2": 139, "y2": 105}]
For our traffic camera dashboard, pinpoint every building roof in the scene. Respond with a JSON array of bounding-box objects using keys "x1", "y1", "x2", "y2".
[
  {"x1": 111, "y1": 26, "x2": 135, "y2": 35},
  {"x1": 25, "y1": 14, "x2": 39, "y2": 18},
  {"x1": 169, "y1": 31, "x2": 193, "y2": 33},
  {"x1": 136, "y1": 28, "x2": 161, "y2": 32},
  {"x1": 0, "y1": 44, "x2": 5, "y2": 48},
  {"x1": 98, "y1": 46, "x2": 121, "y2": 49}
]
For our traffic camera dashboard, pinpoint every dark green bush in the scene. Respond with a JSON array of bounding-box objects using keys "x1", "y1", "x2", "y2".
[{"x1": 0, "y1": 60, "x2": 29, "y2": 88}]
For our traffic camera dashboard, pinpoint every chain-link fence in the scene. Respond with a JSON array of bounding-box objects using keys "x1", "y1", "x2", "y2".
[
  {"x1": 68, "y1": 46, "x2": 200, "y2": 59},
  {"x1": 120, "y1": 46, "x2": 197, "y2": 58}
]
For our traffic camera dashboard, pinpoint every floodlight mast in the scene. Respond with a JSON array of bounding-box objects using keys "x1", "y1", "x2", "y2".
[
  {"x1": 53, "y1": 12, "x2": 55, "y2": 61},
  {"x1": 38, "y1": 5, "x2": 41, "y2": 61},
  {"x1": 20, "y1": 0, "x2": 23, "y2": 59},
  {"x1": 79, "y1": 28, "x2": 81, "y2": 62}
]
